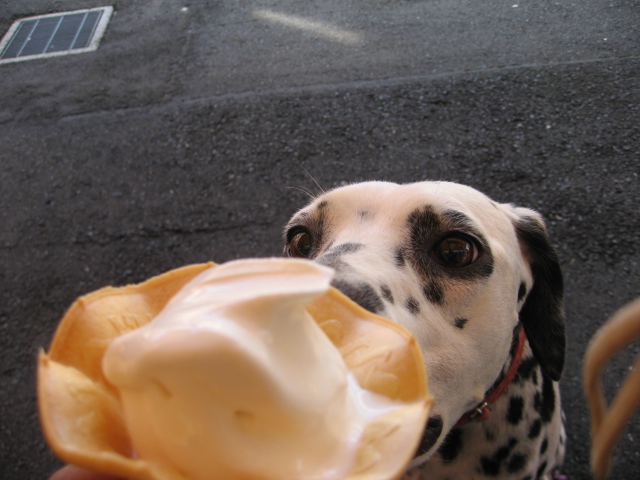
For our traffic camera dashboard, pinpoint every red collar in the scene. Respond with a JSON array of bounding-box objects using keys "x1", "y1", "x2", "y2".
[{"x1": 453, "y1": 328, "x2": 527, "y2": 428}]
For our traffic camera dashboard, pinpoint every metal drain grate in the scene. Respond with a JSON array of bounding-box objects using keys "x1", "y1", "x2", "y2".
[{"x1": 0, "y1": 6, "x2": 113, "y2": 64}]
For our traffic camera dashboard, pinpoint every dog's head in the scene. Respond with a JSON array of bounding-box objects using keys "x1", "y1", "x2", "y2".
[{"x1": 283, "y1": 181, "x2": 565, "y2": 458}]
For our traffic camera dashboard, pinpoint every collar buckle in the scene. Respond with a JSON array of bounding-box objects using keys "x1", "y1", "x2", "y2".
[{"x1": 470, "y1": 401, "x2": 491, "y2": 422}]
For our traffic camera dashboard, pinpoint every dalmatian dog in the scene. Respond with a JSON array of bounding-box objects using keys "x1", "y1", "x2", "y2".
[{"x1": 283, "y1": 181, "x2": 566, "y2": 480}]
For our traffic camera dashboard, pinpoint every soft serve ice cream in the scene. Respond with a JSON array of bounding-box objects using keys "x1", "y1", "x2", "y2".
[
  {"x1": 103, "y1": 259, "x2": 403, "y2": 480},
  {"x1": 38, "y1": 259, "x2": 431, "y2": 480}
]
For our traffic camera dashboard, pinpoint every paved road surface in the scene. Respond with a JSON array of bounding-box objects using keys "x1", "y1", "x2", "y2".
[{"x1": 1, "y1": 1, "x2": 638, "y2": 479}]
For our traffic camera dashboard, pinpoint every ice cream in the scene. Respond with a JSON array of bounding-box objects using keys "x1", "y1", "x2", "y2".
[
  {"x1": 39, "y1": 259, "x2": 431, "y2": 480},
  {"x1": 102, "y1": 259, "x2": 406, "y2": 479}
]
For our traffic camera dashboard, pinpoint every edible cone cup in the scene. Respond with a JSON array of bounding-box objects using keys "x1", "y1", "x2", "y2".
[{"x1": 39, "y1": 261, "x2": 432, "y2": 480}]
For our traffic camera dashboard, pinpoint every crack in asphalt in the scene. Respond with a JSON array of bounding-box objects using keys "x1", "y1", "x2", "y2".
[{"x1": 35, "y1": 55, "x2": 640, "y2": 125}]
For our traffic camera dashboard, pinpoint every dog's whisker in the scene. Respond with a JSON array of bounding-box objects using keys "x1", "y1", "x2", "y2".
[
  {"x1": 286, "y1": 186, "x2": 317, "y2": 200},
  {"x1": 295, "y1": 160, "x2": 325, "y2": 196},
  {"x1": 434, "y1": 179, "x2": 444, "y2": 196}
]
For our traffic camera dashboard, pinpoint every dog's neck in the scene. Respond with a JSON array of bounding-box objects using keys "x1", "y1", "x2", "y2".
[
  {"x1": 453, "y1": 326, "x2": 526, "y2": 428},
  {"x1": 412, "y1": 326, "x2": 527, "y2": 461}
]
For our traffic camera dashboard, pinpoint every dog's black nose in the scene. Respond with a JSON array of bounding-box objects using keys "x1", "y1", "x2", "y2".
[
  {"x1": 330, "y1": 278, "x2": 384, "y2": 315},
  {"x1": 313, "y1": 242, "x2": 383, "y2": 314}
]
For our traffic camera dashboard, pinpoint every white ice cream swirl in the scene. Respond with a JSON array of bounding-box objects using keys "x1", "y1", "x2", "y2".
[{"x1": 102, "y1": 259, "x2": 405, "y2": 480}]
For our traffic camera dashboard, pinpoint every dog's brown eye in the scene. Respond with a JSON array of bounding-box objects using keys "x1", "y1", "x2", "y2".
[
  {"x1": 434, "y1": 236, "x2": 479, "y2": 267},
  {"x1": 287, "y1": 231, "x2": 313, "y2": 258}
]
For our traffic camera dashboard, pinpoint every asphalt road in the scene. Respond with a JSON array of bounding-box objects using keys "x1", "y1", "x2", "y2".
[{"x1": 1, "y1": 1, "x2": 639, "y2": 479}]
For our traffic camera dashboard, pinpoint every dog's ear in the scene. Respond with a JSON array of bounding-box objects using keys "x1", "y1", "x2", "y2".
[{"x1": 512, "y1": 208, "x2": 565, "y2": 381}]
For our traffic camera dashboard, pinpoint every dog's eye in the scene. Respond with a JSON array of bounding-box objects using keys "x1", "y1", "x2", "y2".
[
  {"x1": 433, "y1": 236, "x2": 479, "y2": 267},
  {"x1": 287, "y1": 231, "x2": 313, "y2": 258}
]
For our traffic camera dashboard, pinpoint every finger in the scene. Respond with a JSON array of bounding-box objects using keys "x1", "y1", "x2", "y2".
[{"x1": 49, "y1": 464, "x2": 125, "y2": 480}]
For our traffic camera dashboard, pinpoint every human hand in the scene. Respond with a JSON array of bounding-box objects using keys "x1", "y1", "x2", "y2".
[{"x1": 49, "y1": 465, "x2": 125, "y2": 480}]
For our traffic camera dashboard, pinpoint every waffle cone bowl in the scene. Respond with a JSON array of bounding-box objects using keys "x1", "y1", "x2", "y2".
[{"x1": 39, "y1": 259, "x2": 432, "y2": 480}]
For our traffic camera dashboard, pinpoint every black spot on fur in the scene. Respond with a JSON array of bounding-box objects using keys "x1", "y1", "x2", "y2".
[
  {"x1": 540, "y1": 437, "x2": 549, "y2": 455},
  {"x1": 480, "y1": 438, "x2": 518, "y2": 476},
  {"x1": 454, "y1": 317, "x2": 469, "y2": 329},
  {"x1": 485, "y1": 426, "x2": 496, "y2": 442},
  {"x1": 407, "y1": 206, "x2": 440, "y2": 242},
  {"x1": 442, "y1": 209, "x2": 476, "y2": 227},
  {"x1": 417, "y1": 415, "x2": 443, "y2": 456},
  {"x1": 518, "y1": 357, "x2": 539, "y2": 378},
  {"x1": 330, "y1": 279, "x2": 384, "y2": 314},
  {"x1": 422, "y1": 281, "x2": 444, "y2": 305},
  {"x1": 358, "y1": 210, "x2": 372, "y2": 221},
  {"x1": 518, "y1": 282, "x2": 527, "y2": 301},
  {"x1": 480, "y1": 457, "x2": 501, "y2": 476},
  {"x1": 534, "y1": 392, "x2": 542, "y2": 415},
  {"x1": 405, "y1": 296, "x2": 420, "y2": 315},
  {"x1": 528, "y1": 419, "x2": 542, "y2": 439},
  {"x1": 380, "y1": 284, "x2": 394, "y2": 304},
  {"x1": 509, "y1": 324, "x2": 523, "y2": 356},
  {"x1": 515, "y1": 357, "x2": 539, "y2": 385},
  {"x1": 330, "y1": 242, "x2": 363, "y2": 255},
  {"x1": 317, "y1": 243, "x2": 365, "y2": 274},
  {"x1": 507, "y1": 453, "x2": 527, "y2": 474},
  {"x1": 534, "y1": 375, "x2": 556, "y2": 424},
  {"x1": 438, "y1": 428, "x2": 463, "y2": 463},
  {"x1": 507, "y1": 396, "x2": 525, "y2": 425},
  {"x1": 317, "y1": 243, "x2": 364, "y2": 266},
  {"x1": 317, "y1": 200, "x2": 328, "y2": 209},
  {"x1": 394, "y1": 248, "x2": 406, "y2": 267},
  {"x1": 536, "y1": 461, "x2": 548, "y2": 479}
]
